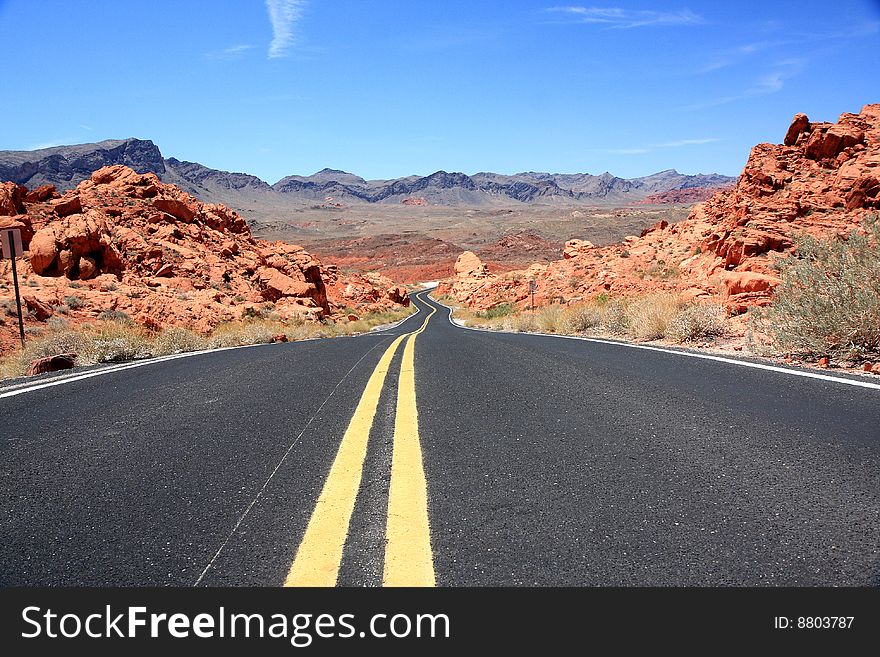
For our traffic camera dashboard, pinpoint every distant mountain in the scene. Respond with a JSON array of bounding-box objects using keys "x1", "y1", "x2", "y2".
[
  {"x1": 0, "y1": 138, "x2": 735, "y2": 207},
  {"x1": 0, "y1": 139, "x2": 166, "y2": 190}
]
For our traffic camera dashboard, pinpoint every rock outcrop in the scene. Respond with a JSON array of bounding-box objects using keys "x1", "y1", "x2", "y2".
[
  {"x1": 440, "y1": 104, "x2": 880, "y2": 314},
  {"x1": 0, "y1": 166, "x2": 408, "y2": 353}
]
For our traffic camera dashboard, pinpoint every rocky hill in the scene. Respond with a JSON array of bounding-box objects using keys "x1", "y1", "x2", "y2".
[
  {"x1": 0, "y1": 139, "x2": 734, "y2": 208},
  {"x1": 635, "y1": 185, "x2": 734, "y2": 205},
  {"x1": 440, "y1": 104, "x2": 880, "y2": 314},
  {"x1": 0, "y1": 166, "x2": 408, "y2": 354}
]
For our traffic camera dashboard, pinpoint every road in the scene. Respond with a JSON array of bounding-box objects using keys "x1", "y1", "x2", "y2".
[{"x1": 1, "y1": 290, "x2": 878, "y2": 586}]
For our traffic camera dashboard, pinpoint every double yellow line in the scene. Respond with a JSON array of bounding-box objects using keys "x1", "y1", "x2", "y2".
[{"x1": 284, "y1": 302, "x2": 436, "y2": 587}]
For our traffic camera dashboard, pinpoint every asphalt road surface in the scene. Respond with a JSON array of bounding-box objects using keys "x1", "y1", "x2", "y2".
[{"x1": 1, "y1": 290, "x2": 878, "y2": 586}]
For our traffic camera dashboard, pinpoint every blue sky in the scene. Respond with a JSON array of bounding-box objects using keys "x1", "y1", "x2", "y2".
[{"x1": 1, "y1": 0, "x2": 878, "y2": 182}]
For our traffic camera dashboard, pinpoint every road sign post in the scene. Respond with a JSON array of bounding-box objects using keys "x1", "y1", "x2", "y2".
[
  {"x1": 1, "y1": 228, "x2": 26, "y2": 348},
  {"x1": 529, "y1": 279, "x2": 536, "y2": 312}
]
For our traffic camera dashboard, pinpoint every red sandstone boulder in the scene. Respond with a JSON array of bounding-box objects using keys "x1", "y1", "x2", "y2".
[
  {"x1": 0, "y1": 182, "x2": 26, "y2": 216},
  {"x1": 26, "y1": 353, "x2": 76, "y2": 376},
  {"x1": 784, "y1": 113, "x2": 810, "y2": 146}
]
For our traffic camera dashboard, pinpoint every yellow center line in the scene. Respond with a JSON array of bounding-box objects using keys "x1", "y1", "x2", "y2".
[
  {"x1": 384, "y1": 304, "x2": 436, "y2": 587},
  {"x1": 284, "y1": 332, "x2": 407, "y2": 587},
  {"x1": 284, "y1": 297, "x2": 437, "y2": 587}
]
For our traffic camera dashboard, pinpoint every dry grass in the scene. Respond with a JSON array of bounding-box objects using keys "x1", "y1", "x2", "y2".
[
  {"x1": 558, "y1": 305, "x2": 602, "y2": 333},
  {"x1": 666, "y1": 303, "x2": 728, "y2": 343},
  {"x1": 440, "y1": 291, "x2": 729, "y2": 346},
  {"x1": 627, "y1": 294, "x2": 686, "y2": 340},
  {"x1": 0, "y1": 305, "x2": 416, "y2": 380}
]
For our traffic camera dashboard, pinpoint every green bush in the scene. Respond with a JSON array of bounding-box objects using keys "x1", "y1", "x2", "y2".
[
  {"x1": 476, "y1": 303, "x2": 515, "y2": 320},
  {"x1": 754, "y1": 216, "x2": 880, "y2": 359}
]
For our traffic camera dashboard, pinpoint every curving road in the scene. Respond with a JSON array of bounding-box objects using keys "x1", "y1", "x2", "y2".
[{"x1": 1, "y1": 290, "x2": 878, "y2": 586}]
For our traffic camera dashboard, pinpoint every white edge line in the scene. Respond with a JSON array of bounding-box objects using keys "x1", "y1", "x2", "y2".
[
  {"x1": 430, "y1": 296, "x2": 880, "y2": 392},
  {"x1": 0, "y1": 302, "x2": 425, "y2": 400}
]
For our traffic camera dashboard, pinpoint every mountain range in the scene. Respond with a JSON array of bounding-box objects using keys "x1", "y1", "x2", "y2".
[{"x1": 0, "y1": 138, "x2": 735, "y2": 208}]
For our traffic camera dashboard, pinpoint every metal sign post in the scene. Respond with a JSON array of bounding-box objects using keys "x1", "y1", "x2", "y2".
[
  {"x1": 529, "y1": 279, "x2": 536, "y2": 313},
  {"x1": 1, "y1": 228, "x2": 25, "y2": 347}
]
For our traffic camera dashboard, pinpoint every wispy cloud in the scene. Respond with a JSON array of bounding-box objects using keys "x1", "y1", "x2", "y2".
[
  {"x1": 545, "y1": 6, "x2": 703, "y2": 28},
  {"x1": 695, "y1": 40, "x2": 785, "y2": 73},
  {"x1": 655, "y1": 137, "x2": 722, "y2": 148},
  {"x1": 605, "y1": 147, "x2": 650, "y2": 155},
  {"x1": 205, "y1": 44, "x2": 255, "y2": 60},
  {"x1": 266, "y1": 0, "x2": 307, "y2": 58},
  {"x1": 26, "y1": 138, "x2": 78, "y2": 151},
  {"x1": 595, "y1": 137, "x2": 721, "y2": 155},
  {"x1": 695, "y1": 21, "x2": 879, "y2": 75},
  {"x1": 684, "y1": 59, "x2": 804, "y2": 110}
]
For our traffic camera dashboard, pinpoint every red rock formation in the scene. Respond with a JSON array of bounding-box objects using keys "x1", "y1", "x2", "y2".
[
  {"x1": 0, "y1": 166, "x2": 408, "y2": 354},
  {"x1": 441, "y1": 104, "x2": 880, "y2": 314},
  {"x1": 401, "y1": 197, "x2": 428, "y2": 206}
]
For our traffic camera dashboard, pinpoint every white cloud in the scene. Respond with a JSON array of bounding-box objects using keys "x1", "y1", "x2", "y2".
[
  {"x1": 205, "y1": 44, "x2": 255, "y2": 60},
  {"x1": 266, "y1": 0, "x2": 307, "y2": 58},
  {"x1": 684, "y1": 59, "x2": 803, "y2": 110},
  {"x1": 655, "y1": 138, "x2": 722, "y2": 148},
  {"x1": 595, "y1": 138, "x2": 720, "y2": 155},
  {"x1": 545, "y1": 6, "x2": 703, "y2": 28},
  {"x1": 605, "y1": 147, "x2": 651, "y2": 155}
]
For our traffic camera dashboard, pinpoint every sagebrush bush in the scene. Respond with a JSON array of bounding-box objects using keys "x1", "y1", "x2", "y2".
[
  {"x1": 626, "y1": 293, "x2": 684, "y2": 341},
  {"x1": 559, "y1": 305, "x2": 602, "y2": 333},
  {"x1": 153, "y1": 327, "x2": 208, "y2": 355},
  {"x1": 80, "y1": 324, "x2": 154, "y2": 363},
  {"x1": 667, "y1": 304, "x2": 727, "y2": 343},
  {"x1": 753, "y1": 216, "x2": 880, "y2": 359},
  {"x1": 510, "y1": 313, "x2": 538, "y2": 333},
  {"x1": 601, "y1": 298, "x2": 631, "y2": 335},
  {"x1": 98, "y1": 310, "x2": 134, "y2": 324},
  {"x1": 536, "y1": 306, "x2": 563, "y2": 333}
]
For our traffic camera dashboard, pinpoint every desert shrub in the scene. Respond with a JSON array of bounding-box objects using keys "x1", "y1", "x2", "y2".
[
  {"x1": 476, "y1": 303, "x2": 515, "y2": 320},
  {"x1": 626, "y1": 293, "x2": 684, "y2": 341},
  {"x1": 65, "y1": 295, "x2": 85, "y2": 309},
  {"x1": 510, "y1": 313, "x2": 538, "y2": 333},
  {"x1": 536, "y1": 305, "x2": 563, "y2": 333},
  {"x1": 153, "y1": 327, "x2": 207, "y2": 356},
  {"x1": 753, "y1": 216, "x2": 880, "y2": 359},
  {"x1": 642, "y1": 262, "x2": 680, "y2": 281},
  {"x1": 667, "y1": 304, "x2": 727, "y2": 343},
  {"x1": 559, "y1": 304, "x2": 602, "y2": 333},
  {"x1": 601, "y1": 298, "x2": 631, "y2": 334},
  {"x1": 209, "y1": 320, "x2": 279, "y2": 347},
  {"x1": 98, "y1": 310, "x2": 134, "y2": 325},
  {"x1": 80, "y1": 324, "x2": 153, "y2": 363}
]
